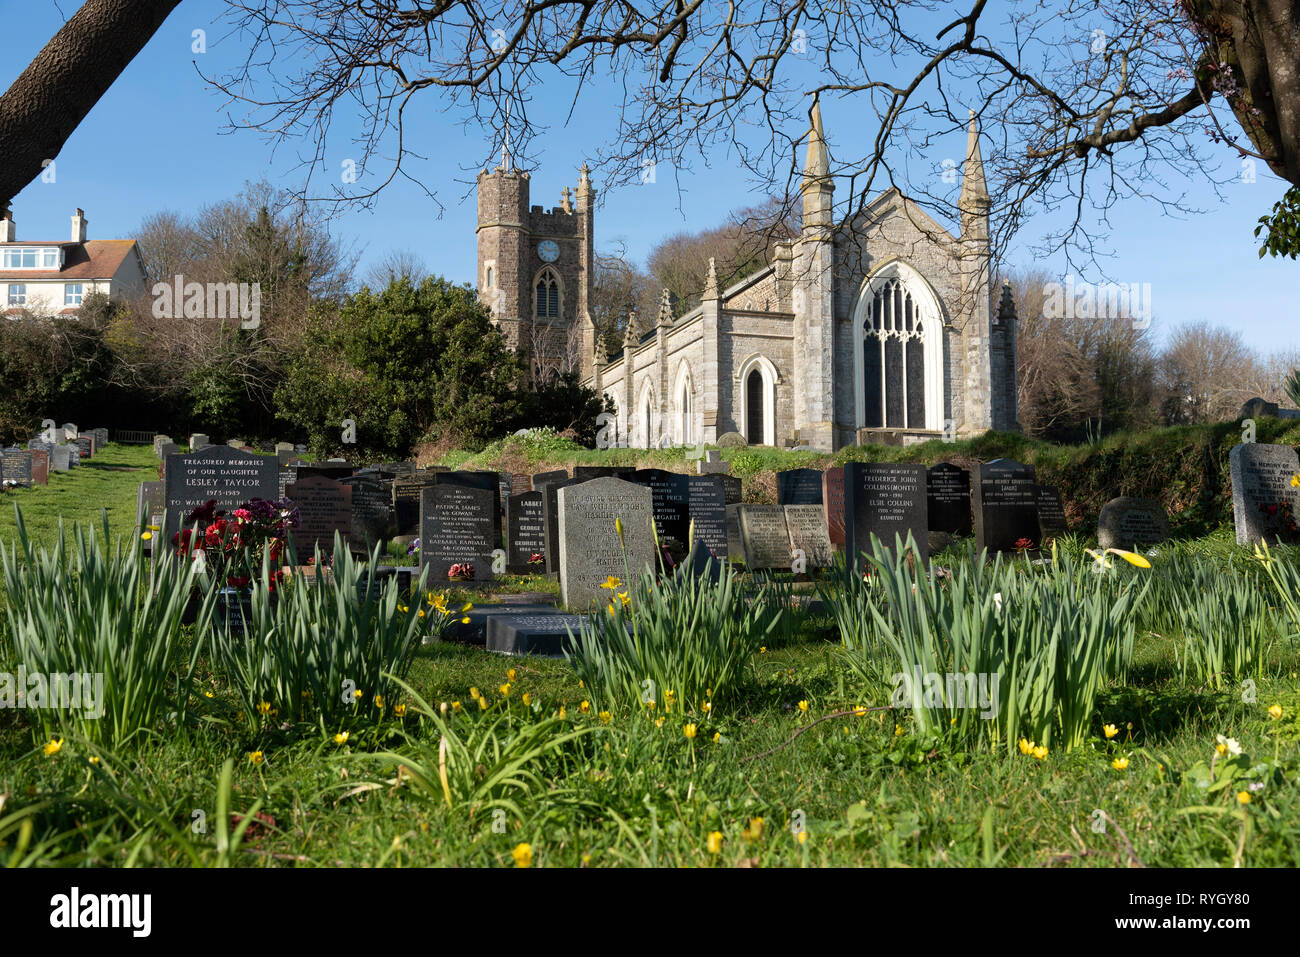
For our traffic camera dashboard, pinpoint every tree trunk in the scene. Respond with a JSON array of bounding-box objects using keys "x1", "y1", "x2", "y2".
[{"x1": 0, "y1": 0, "x2": 182, "y2": 211}]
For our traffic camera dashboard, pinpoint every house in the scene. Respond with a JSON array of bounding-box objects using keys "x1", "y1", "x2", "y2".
[{"x1": 1, "y1": 206, "x2": 148, "y2": 317}]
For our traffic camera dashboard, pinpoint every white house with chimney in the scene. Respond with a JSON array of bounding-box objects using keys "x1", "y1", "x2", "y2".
[{"x1": 0, "y1": 206, "x2": 148, "y2": 317}]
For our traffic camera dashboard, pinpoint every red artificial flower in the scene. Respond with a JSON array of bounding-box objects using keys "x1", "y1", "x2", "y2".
[{"x1": 227, "y1": 575, "x2": 251, "y2": 589}]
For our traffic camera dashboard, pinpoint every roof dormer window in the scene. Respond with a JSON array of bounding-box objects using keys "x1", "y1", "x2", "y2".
[{"x1": 1, "y1": 247, "x2": 61, "y2": 270}]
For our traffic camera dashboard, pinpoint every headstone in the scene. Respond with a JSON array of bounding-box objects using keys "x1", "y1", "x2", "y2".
[
  {"x1": 573, "y1": 465, "x2": 635, "y2": 481},
  {"x1": 678, "y1": 538, "x2": 722, "y2": 584},
  {"x1": 433, "y1": 470, "x2": 504, "y2": 549},
  {"x1": 26, "y1": 438, "x2": 53, "y2": 453},
  {"x1": 926, "y1": 464, "x2": 973, "y2": 536},
  {"x1": 285, "y1": 475, "x2": 353, "y2": 559},
  {"x1": 507, "y1": 491, "x2": 548, "y2": 574},
  {"x1": 163, "y1": 445, "x2": 279, "y2": 541},
  {"x1": 73, "y1": 435, "x2": 93, "y2": 458},
  {"x1": 339, "y1": 473, "x2": 395, "y2": 552},
  {"x1": 539, "y1": 476, "x2": 582, "y2": 576},
  {"x1": 189, "y1": 433, "x2": 210, "y2": 451},
  {"x1": 971, "y1": 460, "x2": 1041, "y2": 555},
  {"x1": 1229, "y1": 443, "x2": 1300, "y2": 545},
  {"x1": 152, "y1": 435, "x2": 172, "y2": 456},
  {"x1": 49, "y1": 445, "x2": 71, "y2": 472},
  {"x1": 1097, "y1": 497, "x2": 1172, "y2": 550},
  {"x1": 627, "y1": 469, "x2": 691, "y2": 555},
  {"x1": 440, "y1": 604, "x2": 563, "y2": 645},
  {"x1": 487, "y1": 614, "x2": 589, "y2": 657},
  {"x1": 227, "y1": 439, "x2": 247, "y2": 449},
  {"x1": 393, "y1": 471, "x2": 441, "y2": 536},
  {"x1": 822, "y1": 466, "x2": 846, "y2": 548},
  {"x1": 719, "y1": 474, "x2": 743, "y2": 505},
  {"x1": 557, "y1": 477, "x2": 656, "y2": 608},
  {"x1": 776, "y1": 468, "x2": 824, "y2": 505},
  {"x1": 1035, "y1": 485, "x2": 1069, "y2": 544},
  {"x1": 91, "y1": 428, "x2": 109, "y2": 449},
  {"x1": 736, "y1": 505, "x2": 792, "y2": 570},
  {"x1": 784, "y1": 504, "x2": 835, "y2": 569},
  {"x1": 65, "y1": 445, "x2": 80, "y2": 468},
  {"x1": 725, "y1": 504, "x2": 745, "y2": 561},
  {"x1": 274, "y1": 442, "x2": 294, "y2": 454},
  {"x1": 1239, "y1": 397, "x2": 1280, "y2": 419},
  {"x1": 294, "y1": 461, "x2": 355, "y2": 483},
  {"x1": 685, "y1": 476, "x2": 729, "y2": 558},
  {"x1": 696, "y1": 450, "x2": 730, "y2": 475},
  {"x1": 1, "y1": 448, "x2": 32, "y2": 486},
  {"x1": 510, "y1": 473, "x2": 533, "y2": 496},
  {"x1": 137, "y1": 482, "x2": 165, "y2": 554},
  {"x1": 61, "y1": 423, "x2": 78, "y2": 442},
  {"x1": 531, "y1": 468, "x2": 569, "y2": 488},
  {"x1": 716, "y1": 431, "x2": 746, "y2": 448},
  {"x1": 844, "y1": 462, "x2": 930, "y2": 564},
  {"x1": 28, "y1": 449, "x2": 48, "y2": 485},
  {"x1": 419, "y1": 484, "x2": 496, "y2": 583}
]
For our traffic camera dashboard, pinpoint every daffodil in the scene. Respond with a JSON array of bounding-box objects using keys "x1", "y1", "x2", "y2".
[
  {"x1": 499, "y1": 683, "x2": 511, "y2": 697},
  {"x1": 522, "y1": 693, "x2": 532, "y2": 706},
  {"x1": 478, "y1": 696, "x2": 488, "y2": 710},
  {"x1": 683, "y1": 723, "x2": 697, "y2": 739},
  {"x1": 257, "y1": 701, "x2": 273, "y2": 715},
  {"x1": 470, "y1": 686, "x2": 479, "y2": 699},
  {"x1": 1112, "y1": 757, "x2": 1129, "y2": 771},
  {"x1": 1032, "y1": 745, "x2": 1048, "y2": 760},
  {"x1": 1018, "y1": 738, "x2": 1034, "y2": 755},
  {"x1": 512, "y1": 843, "x2": 533, "y2": 868},
  {"x1": 706, "y1": 831, "x2": 722, "y2": 854},
  {"x1": 1103, "y1": 724, "x2": 1119, "y2": 739},
  {"x1": 249, "y1": 750, "x2": 264, "y2": 764},
  {"x1": 894, "y1": 724, "x2": 904, "y2": 737},
  {"x1": 507, "y1": 668, "x2": 517, "y2": 682},
  {"x1": 797, "y1": 830, "x2": 808, "y2": 845},
  {"x1": 599, "y1": 710, "x2": 612, "y2": 724},
  {"x1": 712, "y1": 732, "x2": 722, "y2": 743},
  {"x1": 617, "y1": 591, "x2": 630, "y2": 607},
  {"x1": 140, "y1": 531, "x2": 153, "y2": 541},
  {"x1": 451, "y1": 700, "x2": 461, "y2": 712},
  {"x1": 579, "y1": 700, "x2": 590, "y2": 713},
  {"x1": 599, "y1": 575, "x2": 622, "y2": 591}
]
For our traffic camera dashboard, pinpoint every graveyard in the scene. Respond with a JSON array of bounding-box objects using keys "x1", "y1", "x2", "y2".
[{"x1": 2, "y1": 417, "x2": 1300, "y2": 867}]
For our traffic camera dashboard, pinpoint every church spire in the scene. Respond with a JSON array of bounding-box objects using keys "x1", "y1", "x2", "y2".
[
  {"x1": 801, "y1": 98, "x2": 834, "y2": 232},
  {"x1": 959, "y1": 110, "x2": 990, "y2": 239}
]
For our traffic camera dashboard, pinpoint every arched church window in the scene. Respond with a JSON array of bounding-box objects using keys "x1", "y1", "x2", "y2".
[
  {"x1": 746, "y1": 370, "x2": 765, "y2": 444},
  {"x1": 486, "y1": 266, "x2": 494, "y2": 288},
  {"x1": 863, "y1": 278, "x2": 926, "y2": 429},
  {"x1": 679, "y1": 382, "x2": 694, "y2": 446},
  {"x1": 535, "y1": 268, "x2": 561, "y2": 320}
]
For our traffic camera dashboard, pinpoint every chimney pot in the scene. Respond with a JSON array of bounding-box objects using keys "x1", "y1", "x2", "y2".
[{"x1": 71, "y1": 208, "x2": 87, "y2": 243}]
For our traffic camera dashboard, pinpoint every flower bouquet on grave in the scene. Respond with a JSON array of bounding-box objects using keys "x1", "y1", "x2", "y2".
[
  {"x1": 447, "y1": 562, "x2": 476, "y2": 582},
  {"x1": 1013, "y1": 537, "x2": 1036, "y2": 553},
  {"x1": 527, "y1": 552, "x2": 545, "y2": 568},
  {"x1": 1259, "y1": 500, "x2": 1300, "y2": 543}
]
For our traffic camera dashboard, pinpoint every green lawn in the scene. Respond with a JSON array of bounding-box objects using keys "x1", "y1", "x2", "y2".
[{"x1": 2, "y1": 441, "x2": 1299, "y2": 867}]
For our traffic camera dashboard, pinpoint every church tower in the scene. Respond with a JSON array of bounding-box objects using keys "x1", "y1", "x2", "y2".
[
  {"x1": 957, "y1": 110, "x2": 996, "y2": 435},
  {"x1": 477, "y1": 160, "x2": 595, "y2": 380}
]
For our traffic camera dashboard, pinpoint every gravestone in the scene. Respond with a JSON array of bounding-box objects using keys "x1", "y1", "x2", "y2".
[
  {"x1": 227, "y1": 439, "x2": 247, "y2": 449},
  {"x1": 49, "y1": 445, "x2": 71, "y2": 472},
  {"x1": 73, "y1": 435, "x2": 94, "y2": 458},
  {"x1": 510, "y1": 473, "x2": 533, "y2": 496},
  {"x1": 294, "y1": 461, "x2": 355, "y2": 484},
  {"x1": 339, "y1": 473, "x2": 395, "y2": 552},
  {"x1": 507, "y1": 491, "x2": 547, "y2": 574},
  {"x1": 628, "y1": 469, "x2": 691, "y2": 555},
  {"x1": 844, "y1": 462, "x2": 930, "y2": 565},
  {"x1": 62, "y1": 423, "x2": 78, "y2": 442},
  {"x1": 678, "y1": 538, "x2": 722, "y2": 584},
  {"x1": 557, "y1": 477, "x2": 655, "y2": 608},
  {"x1": 1239, "y1": 397, "x2": 1280, "y2": 419},
  {"x1": 971, "y1": 460, "x2": 1040, "y2": 555},
  {"x1": 137, "y1": 482, "x2": 165, "y2": 554},
  {"x1": 419, "y1": 484, "x2": 496, "y2": 583},
  {"x1": 776, "y1": 468, "x2": 824, "y2": 505},
  {"x1": 573, "y1": 465, "x2": 635, "y2": 481},
  {"x1": 719, "y1": 474, "x2": 743, "y2": 505},
  {"x1": 189, "y1": 433, "x2": 210, "y2": 451},
  {"x1": 1, "y1": 448, "x2": 32, "y2": 486},
  {"x1": 27, "y1": 438, "x2": 53, "y2": 453},
  {"x1": 92, "y1": 428, "x2": 109, "y2": 449},
  {"x1": 285, "y1": 475, "x2": 353, "y2": 559},
  {"x1": 785, "y1": 504, "x2": 835, "y2": 569},
  {"x1": 696, "y1": 450, "x2": 730, "y2": 475},
  {"x1": 716, "y1": 431, "x2": 746, "y2": 448},
  {"x1": 152, "y1": 435, "x2": 172, "y2": 456},
  {"x1": 927, "y1": 464, "x2": 973, "y2": 537},
  {"x1": 532, "y1": 468, "x2": 569, "y2": 488},
  {"x1": 274, "y1": 442, "x2": 294, "y2": 454},
  {"x1": 487, "y1": 614, "x2": 588, "y2": 657},
  {"x1": 433, "y1": 470, "x2": 504, "y2": 549},
  {"x1": 1097, "y1": 497, "x2": 1172, "y2": 550},
  {"x1": 736, "y1": 505, "x2": 792, "y2": 570},
  {"x1": 822, "y1": 466, "x2": 846, "y2": 548},
  {"x1": 1229, "y1": 443, "x2": 1300, "y2": 545},
  {"x1": 538, "y1": 476, "x2": 582, "y2": 576},
  {"x1": 28, "y1": 449, "x2": 48, "y2": 485},
  {"x1": 440, "y1": 603, "x2": 562, "y2": 645},
  {"x1": 392, "y1": 472, "x2": 441, "y2": 536},
  {"x1": 686, "y1": 476, "x2": 729, "y2": 558},
  {"x1": 65, "y1": 445, "x2": 80, "y2": 468},
  {"x1": 725, "y1": 505, "x2": 745, "y2": 561},
  {"x1": 163, "y1": 445, "x2": 279, "y2": 540},
  {"x1": 1035, "y1": 485, "x2": 1069, "y2": 544}
]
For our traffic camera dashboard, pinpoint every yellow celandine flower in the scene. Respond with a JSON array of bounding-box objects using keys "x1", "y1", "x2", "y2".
[
  {"x1": 853, "y1": 705, "x2": 867, "y2": 717},
  {"x1": 1237, "y1": 791, "x2": 1252, "y2": 805},
  {"x1": 88, "y1": 756, "x2": 100, "y2": 766},
  {"x1": 353, "y1": 690, "x2": 364, "y2": 700},
  {"x1": 683, "y1": 723, "x2": 697, "y2": 739},
  {"x1": 798, "y1": 700, "x2": 809, "y2": 712},
  {"x1": 333, "y1": 732, "x2": 349, "y2": 745},
  {"x1": 600, "y1": 575, "x2": 622, "y2": 591},
  {"x1": 499, "y1": 683, "x2": 511, "y2": 696},
  {"x1": 1018, "y1": 738, "x2": 1034, "y2": 755},
  {"x1": 204, "y1": 691, "x2": 214, "y2": 699},
  {"x1": 894, "y1": 724, "x2": 904, "y2": 737},
  {"x1": 478, "y1": 696, "x2": 488, "y2": 710},
  {"x1": 1269, "y1": 705, "x2": 1283, "y2": 720},
  {"x1": 257, "y1": 701, "x2": 273, "y2": 715},
  {"x1": 393, "y1": 704, "x2": 407, "y2": 717},
  {"x1": 451, "y1": 701, "x2": 461, "y2": 712},
  {"x1": 1032, "y1": 745, "x2": 1048, "y2": 760},
  {"x1": 712, "y1": 732, "x2": 721, "y2": 743},
  {"x1": 43, "y1": 738, "x2": 64, "y2": 756},
  {"x1": 580, "y1": 700, "x2": 590, "y2": 713},
  {"x1": 703, "y1": 701, "x2": 712, "y2": 714},
  {"x1": 470, "y1": 686, "x2": 479, "y2": 699},
  {"x1": 512, "y1": 843, "x2": 533, "y2": 868},
  {"x1": 1292, "y1": 473, "x2": 1300, "y2": 489},
  {"x1": 797, "y1": 830, "x2": 808, "y2": 845},
  {"x1": 249, "y1": 751, "x2": 264, "y2": 765},
  {"x1": 418, "y1": 609, "x2": 425, "y2": 618},
  {"x1": 375, "y1": 695, "x2": 384, "y2": 709},
  {"x1": 522, "y1": 693, "x2": 532, "y2": 706},
  {"x1": 599, "y1": 711, "x2": 612, "y2": 724},
  {"x1": 461, "y1": 617, "x2": 471, "y2": 624},
  {"x1": 760, "y1": 646, "x2": 767, "y2": 654},
  {"x1": 507, "y1": 669, "x2": 517, "y2": 682},
  {"x1": 742, "y1": 817, "x2": 765, "y2": 841},
  {"x1": 1103, "y1": 724, "x2": 1119, "y2": 739},
  {"x1": 706, "y1": 831, "x2": 723, "y2": 854},
  {"x1": 1112, "y1": 757, "x2": 1130, "y2": 771},
  {"x1": 558, "y1": 706, "x2": 567, "y2": 719},
  {"x1": 141, "y1": 531, "x2": 152, "y2": 541}
]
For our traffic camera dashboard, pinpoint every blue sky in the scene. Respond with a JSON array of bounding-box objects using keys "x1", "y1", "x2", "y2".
[{"x1": 3, "y1": 0, "x2": 1295, "y2": 354}]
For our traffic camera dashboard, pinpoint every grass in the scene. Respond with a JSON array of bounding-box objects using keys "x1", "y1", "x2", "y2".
[{"x1": 3, "y1": 436, "x2": 1300, "y2": 867}]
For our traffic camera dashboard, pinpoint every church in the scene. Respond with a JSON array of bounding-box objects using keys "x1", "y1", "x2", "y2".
[{"x1": 476, "y1": 106, "x2": 1019, "y2": 452}]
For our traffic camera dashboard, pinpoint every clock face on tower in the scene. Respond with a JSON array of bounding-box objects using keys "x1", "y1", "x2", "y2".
[{"x1": 537, "y1": 239, "x2": 560, "y2": 263}]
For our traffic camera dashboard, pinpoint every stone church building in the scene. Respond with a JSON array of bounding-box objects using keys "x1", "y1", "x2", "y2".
[{"x1": 477, "y1": 107, "x2": 1019, "y2": 452}]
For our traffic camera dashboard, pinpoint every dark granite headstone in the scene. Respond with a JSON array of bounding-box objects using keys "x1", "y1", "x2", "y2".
[
  {"x1": 2, "y1": 448, "x2": 32, "y2": 486},
  {"x1": 686, "y1": 475, "x2": 729, "y2": 558},
  {"x1": 541, "y1": 477, "x2": 583, "y2": 575},
  {"x1": 627, "y1": 469, "x2": 691, "y2": 554},
  {"x1": 439, "y1": 603, "x2": 562, "y2": 645},
  {"x1": 927, "y1": 464, "x2": 972, "y2": 536},
  {"x1": 844, "y1": 462, "x2": 929, "y2": 565},
  {"x1": 822, "y1": 466, "x2": 845, "y2": 548},
  {"x1": 776, "y1": 468, "x2": 824, "y2": 505},
  {"x1": 73, "y1": 435, "x2": 93, "y2": 458},
  {"x1": 507, "y1": 490, "x2": 547, "y2": 574},
  {"x1": 285, "y1": 475, "x2": 353, "y2": 559},
  {"x1": 971, "y1": 460, "x2": 1040, "y2": 555},
  {"x1": 486, "y1": 614, "x2": 588, "y2": 656},
  {"x1": 719, "y1": 474, "x2": 743, "y2": 506},
  {"x1": 532, "y1": 468, "x2": 569, "y2": 488},
  {"x1": 433, "y1": 470, "x2": 504, "y2": 549},
  {"x1": 1035, "y1": 485, "x2": 1069, "y2": 544},
  {"x1": 573, "y1": 466, "x2": 635, "y2": 481},
  {"x1": 293, "y1": 461, "x2": 355, "y2": 483},
  {"x1": 392, "y1": 472, "x2": 441, "y2": 536},
  {"x1": 91, "y1": 428, "x2": 109, "y2": 449},
  {"x1": 678, "y1": 538, "x2": 722, "y2": 584},
  {"x1": 339, "y1": 473, "x2": 395, "y2": 552},
  {"x1": 163, "y1": 446, "x2": 279, "y2": 540},
  {"x1": 419, "y1": 484, "x2": 496, "y2": 583}
]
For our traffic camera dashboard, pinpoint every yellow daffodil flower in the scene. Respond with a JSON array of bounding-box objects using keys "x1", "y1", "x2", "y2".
[{"x1": 513, "y1": 843, "x2": 533, "y2": 868}]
